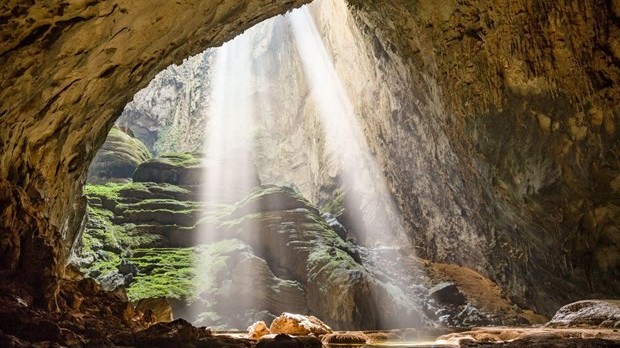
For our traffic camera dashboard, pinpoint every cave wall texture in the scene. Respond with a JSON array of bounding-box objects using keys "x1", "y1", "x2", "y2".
[
  {"x1": 1, "y1": 0, "x2": 619, "y2": 316},
  {"x1": 0, "y1": 0, "x2": 312, "y2": 309},
  {"x1": 343, "y1": 0, "x2": 620, "y2": 315}
]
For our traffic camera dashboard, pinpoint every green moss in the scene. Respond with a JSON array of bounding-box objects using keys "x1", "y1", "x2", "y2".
[
  {"x1": 320, "y1": 190, "x2": 346, "y2": 216},
  {"x1": 90, "y1": 252, "x2": 122, "y2": 278},
  {"x1": 158, "y1": 153, "x2": 202, "y2": 168},
  {"x1": 128, "y1": 199, "x2": 202, "y2": 211},
  {"x1": 107, "y1": 126, "x2": 151, "y2": 161},
  {"x1": 84, "y1": 183, "x2": 125, "y2": 200},
  {"x1": 125, "y1": 240, "x2": 248, "y2": 302},
  {"x1": 127, "y1": 247, "x2": 196, "y2": 300}
]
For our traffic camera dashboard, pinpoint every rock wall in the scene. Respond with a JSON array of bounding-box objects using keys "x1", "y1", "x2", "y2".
[
  {"x1": 0, "y1": 0, "x2": 618, "y2": 317},
  {"x1": 116, "y1": 52, "x2": 216, "y2": 155},
  {"x1": 114, "y1": 14, "x2": 338, "y2": 205},
  {"x1": 344, "y1": 0, "x2": 620, "y2": 315},
  {"x1": 0, "y1": 0, "x2": 311, "y2": 306}
]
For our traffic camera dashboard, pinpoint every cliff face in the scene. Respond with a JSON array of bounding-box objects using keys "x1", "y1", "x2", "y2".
[
  {"x1": 0, "y1": 0, "x2": 618, "y2": 317},
  {"x1": 114, "y1": 14, "x2": 337, "y2": 205},
  {"x1": 345, "y1": 0, "x2": 620, "y2": 314},
  {"x1": 0, "y1": 0, "x2": 311, "y2": 307}
]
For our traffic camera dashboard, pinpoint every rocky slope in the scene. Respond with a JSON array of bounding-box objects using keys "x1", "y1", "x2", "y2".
[
  {"x1": 77, "y1": 156, "x2": 422, "y2": 329},
  {"x1": 77, "y1": 152, "x2": 534, "y2": 330}
]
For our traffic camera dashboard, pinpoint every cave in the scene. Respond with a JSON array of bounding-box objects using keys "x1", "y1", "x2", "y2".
[{"x1": 1, "y1": 0, "x2": 619, "y2": 347}]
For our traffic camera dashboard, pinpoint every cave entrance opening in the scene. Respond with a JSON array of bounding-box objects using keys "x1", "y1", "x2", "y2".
[{"x1": 76, "y1": 0, "x2": 427, "y2": 331}]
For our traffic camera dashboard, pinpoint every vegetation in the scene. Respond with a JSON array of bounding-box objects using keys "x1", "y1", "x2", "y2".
[
  {"x1": 127, "y1": 248, "x2": 196, "y2": 300},
  {"x1": 157, "y1": 153, "x2": 202, "y2": 168},
  {"x1": 320, "y1": 190, "x2": 346, "y2": 216},
  {"x1": 107, "y1": 126, "x2": 151, "y2": 161},
  {"x1": 77, "y1": 181, "x2": 363, "y2": 329}
]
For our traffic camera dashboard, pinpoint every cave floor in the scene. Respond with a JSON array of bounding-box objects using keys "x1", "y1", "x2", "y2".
[
  {"x1": 211, "y1": 327, "x2": 620, "y2": 348},
  {"x1": 1, "y1": 276, "x2": 619, "y2": 347}
]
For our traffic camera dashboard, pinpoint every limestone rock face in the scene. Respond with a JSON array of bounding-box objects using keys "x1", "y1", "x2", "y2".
[
  {"x1": 87, "y1": 127, "x2": 151, "y2": 184},
  {"x1": 547, "y1": 300, "x2": 620, "y2": 328},
  {"x1": 343, "y1": 0, "x2": 620, "y2": 316},
  {"x1": 0, "y1": 0, "x2": 312, "y2": 306},
  {"x1": 116, "y1": 52, "x2": 216, "y2": 155}
]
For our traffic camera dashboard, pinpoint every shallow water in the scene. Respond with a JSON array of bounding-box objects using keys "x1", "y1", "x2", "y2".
[{"x1": 324, "y1": 343, "x2": 457, "y2": 348}]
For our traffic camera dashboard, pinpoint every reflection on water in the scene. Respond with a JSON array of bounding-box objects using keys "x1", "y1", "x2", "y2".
[{"x1": 323, "y1": 343, "x2": 457, "y2": 348}]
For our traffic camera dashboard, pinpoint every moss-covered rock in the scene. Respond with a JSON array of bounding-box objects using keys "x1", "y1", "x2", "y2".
[
  {"x1": 219, "y1": 185, "x2": 426, "y2": 330},
  {"x1": 77, "y1": 183, "x2": 426, "y2": 330},
  {"x1": 133, "y1": 153, "x2": 204, "y2": 186},
  {"x1": 87, "y1": 126, "x2": 152, "y2": 184}
]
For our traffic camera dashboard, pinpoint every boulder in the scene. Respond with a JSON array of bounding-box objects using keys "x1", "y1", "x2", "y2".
[
  {"x1": 248, "y1": 321, "x2": 270, "y2": 339},
  {"x1": 87, "y1": 127, "x2": 151, "y2": 184},
  {"x1": 127, "y1": 318, "x2": 212, "y2": 346},
  {"x1": 269, "y1": 313, "x2": 332, "y2": 336},
  {"x1": 321, "y1": 332, "x2": 368, "y2": 344},
  {"x1": 133, "y1": 153, "x2": 204, "y2": 186},
  {"x1": 547, "y1": 300, "x2": 620, "y2": 328},
  {"x1": 136, "y1": 297, "x2": 174, "y2": 324}
]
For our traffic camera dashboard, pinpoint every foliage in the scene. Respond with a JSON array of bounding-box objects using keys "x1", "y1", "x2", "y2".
[
  {"x1": 320, "y1": 190, "x2": 346, "y2": 216},
  {"x1": 158, "y1": 153, "x2": 202, "y2": 168}
]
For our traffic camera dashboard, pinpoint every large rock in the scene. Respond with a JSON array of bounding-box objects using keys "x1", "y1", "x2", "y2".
[
  {"x1": 133, "y1": 154, "x2": 261, "y2": 202},
  {"x1": 247, "y1": 321, "x2": 270, "y2": 339},
  {"x1": 136, "y1": 297, "x2": 174, "y2": 324},
  {"x1": 269, "y1": 313, "x2": 332, "y2": 336},
  {"x1": 547, "y1": 300, "x2": 620, "y2": 328},
  {"x1": 133, "y1": 153, "x2": 204, "y2": 186},
  {"x1": 222, "y1": 186, "x2": 428, "y2": 330},
  {"x1": 87, "y1": 126, "x2": 151, "y2": 184}
]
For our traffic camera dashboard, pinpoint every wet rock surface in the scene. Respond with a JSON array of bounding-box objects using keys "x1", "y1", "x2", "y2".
[
  {"x1": 547, "y1": 300, "x2": 620, "y2": 328},
  {"x1": 438, "y1": 327, "x2": 620, "y2": 348},
  {"x1": 270, "y1": 313, "x2": 332, "y2": 336}
]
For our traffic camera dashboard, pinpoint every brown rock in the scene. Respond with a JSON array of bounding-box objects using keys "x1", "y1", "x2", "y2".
[
  {"x1": 78, "y1": 278, "x2": 100, "y2": 297},
  {"x1": 321, "y1": 332, "x2": 368, "y2": 344},
  {"x1": 129, "y1": 318, "x2": 212, "y2": 346},
  {"x1": 135, "y1": 297, "x2": 173, "y2": 324},
  {"x1": 270, "y1": 313, "x2": 332, "y2": 336},
  {"x1": 248, "y1": 321, "x2": 271, "y2": 339},
  {"x1": 117, "y1": 302, "x2": 135, "y2": 323}
]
